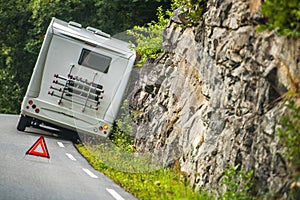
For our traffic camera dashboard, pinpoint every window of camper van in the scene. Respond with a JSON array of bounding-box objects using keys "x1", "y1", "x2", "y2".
[{"x1": 78, "y1": 48, "x2": 112, "y2": 73}]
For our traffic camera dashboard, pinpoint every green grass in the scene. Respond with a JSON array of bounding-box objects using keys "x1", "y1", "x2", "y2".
[{"x1": 76, "y1": 144, "x2": 212, "y2": 200}]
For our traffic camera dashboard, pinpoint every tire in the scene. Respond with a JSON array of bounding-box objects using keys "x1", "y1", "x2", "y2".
[{"x1": 17, "y1": 115, "x2": 28, "y2": 131}]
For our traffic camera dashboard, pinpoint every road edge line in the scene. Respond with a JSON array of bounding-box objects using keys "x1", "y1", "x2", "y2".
[{"x1": 106, "y1": 188, "x2": 125, "y2": 200}]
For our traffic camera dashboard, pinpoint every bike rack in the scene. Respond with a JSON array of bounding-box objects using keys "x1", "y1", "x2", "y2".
[{"x1": 49, "y1": 64, "x2": 104, "y2": 112}]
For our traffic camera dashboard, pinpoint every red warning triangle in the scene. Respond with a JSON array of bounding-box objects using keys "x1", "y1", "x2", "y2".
[{"x1": 26, "y1": 136, "x2": 50, "y2": 158}]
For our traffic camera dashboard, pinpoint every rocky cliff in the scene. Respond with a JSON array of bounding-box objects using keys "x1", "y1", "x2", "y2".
[{"x1": 128, "y1": 0, "x2": 300, "y2": 197}]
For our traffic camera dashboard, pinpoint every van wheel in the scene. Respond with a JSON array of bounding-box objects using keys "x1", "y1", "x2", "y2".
[{"x1": 17, "y1": 115, "x2": 28, "y2": 131}]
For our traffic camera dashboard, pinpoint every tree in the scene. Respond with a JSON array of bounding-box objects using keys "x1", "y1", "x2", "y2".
[
  {"x1": 0, "y1": 0, "x2": 33, "y2": 113},
  {"x1": 93, "y1": 0, "x2": 171, "y2": 35}
]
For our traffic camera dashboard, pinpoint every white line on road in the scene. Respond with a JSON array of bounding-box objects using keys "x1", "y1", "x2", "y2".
[
  {"x1": 57, "y1": 142, "x2": 65, "y2": 148},
  {"x1": 82, "y1": 168, "x2": 98, "y2": 178},
  {"x1": 106, "y1": 188, "x2": 125, "y2": 200},
  {"x1": 66, "y1": 153, "x2": 77, "y2": 161}
]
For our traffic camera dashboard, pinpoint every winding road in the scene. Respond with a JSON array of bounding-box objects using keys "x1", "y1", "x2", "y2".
[{"x1": 0, "y1": 114, "x2": 137, "y2": 200}]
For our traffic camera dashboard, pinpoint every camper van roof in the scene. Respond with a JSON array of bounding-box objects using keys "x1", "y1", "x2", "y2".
[{"x1": 50, "y1": 18, "x2": 135, "y2": 59}]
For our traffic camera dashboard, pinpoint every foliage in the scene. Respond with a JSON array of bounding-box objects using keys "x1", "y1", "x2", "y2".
[
  {"x1": 278, "y1": 99, "x2": 300, "y2": 177},
  {"x1": 127, "y1": 6, "x2": 171, "y2": 66},
  {"x1": 220, "y1": 164, "x2": 254, "y2": 200},
  {"x1": 0, "y1": 69, "x2": 22, "y2": 113},
  {"x1": 77, "y1": 144, "x2": 213, "y2": 200},
  {"x1": 258, "y1": 0, "x2": 300, "y2": 37},
  {"x1": 93, "y1": 0, "x2": 171, "y2": 35},
  {"x1": 172, "y1": 0, "x2": 207, "y2": 27},
  {"x1": 127, "y1": 0, "x2": 207, "y2": 66},
  {"x1": 26, "y1": 0, "x2": 95, "y2": 55},
  {"x1": 0, "y1": 0, "x2": 33, "y2": 113}
]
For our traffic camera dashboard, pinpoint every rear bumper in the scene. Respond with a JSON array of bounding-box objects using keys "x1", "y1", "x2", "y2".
[{"x1": 21, "y1": 97, "x2": 111, "y2": 137}]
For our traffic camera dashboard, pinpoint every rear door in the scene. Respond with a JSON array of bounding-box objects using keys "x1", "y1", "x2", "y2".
[{"x1": 38, "y1": 34, "x2": 128, "y2": 125}]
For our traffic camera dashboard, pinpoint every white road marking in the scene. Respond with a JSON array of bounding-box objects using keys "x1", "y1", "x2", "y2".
[
  {"x1": 57, "y1": 142, "x2": 65, "y2": 148},
  {"x1": 66, "y1": 153, "x2": 77, "y2": 161},
  {"x1": 106, "y1": 188, "x2": 125, "y2": 200},
  {"x1": 82, "y1": 168, "x2": 98, "y2": 178}
]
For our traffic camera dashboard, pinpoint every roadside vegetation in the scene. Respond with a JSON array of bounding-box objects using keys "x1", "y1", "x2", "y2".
[
  {"x1": 278, "y1": 97, "x2": 300, "y2": 176},
  {"x1": 77, "y1": 144, "x2": 212, "y2": 200},
  {"x1": 78, "y1": 139, "x2": 259, "y2": 199},
  {"x1": 76, "y1": 101, "x2": 212, "y2": 199},
  {"x1": 76, "y1": 100, "x2": 257, "y2": 199}
]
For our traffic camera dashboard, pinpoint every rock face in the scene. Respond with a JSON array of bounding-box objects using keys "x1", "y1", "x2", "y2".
[{"x1": 129, "y1": 0, "x2": 300, "y2": 196}]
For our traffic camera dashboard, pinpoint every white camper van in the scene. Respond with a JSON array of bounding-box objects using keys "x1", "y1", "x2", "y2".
[{"x1": 17, "y1": 18, "x2": 136, "y2": 137}]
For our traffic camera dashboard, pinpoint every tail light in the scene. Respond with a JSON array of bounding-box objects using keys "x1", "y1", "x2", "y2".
[{"x1": 25, "y1": 99, "x2": 40, "y2": 114}]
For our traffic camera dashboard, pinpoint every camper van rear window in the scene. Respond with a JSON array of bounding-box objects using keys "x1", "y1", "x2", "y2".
[{"x1": 78, "y1": 48, "x2": 112, "y2": 73}]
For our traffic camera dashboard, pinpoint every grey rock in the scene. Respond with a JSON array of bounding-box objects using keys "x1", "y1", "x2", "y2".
[{"x1": 128, "y1": 0, "x2": 300, "y2": 197}]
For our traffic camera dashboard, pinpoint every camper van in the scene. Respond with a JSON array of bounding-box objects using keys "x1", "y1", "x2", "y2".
[{"x1": 17, "y1": 18, "x2": 136, "y2": 137}]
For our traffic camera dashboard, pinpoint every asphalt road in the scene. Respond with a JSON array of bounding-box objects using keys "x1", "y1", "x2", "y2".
[{"x1": 0, "y1": 114, "x2": 137, "y2": 200}]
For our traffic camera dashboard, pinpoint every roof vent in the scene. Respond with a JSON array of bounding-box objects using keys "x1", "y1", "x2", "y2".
[
  {"x1": 86, "y1": 26, "x2": 98, "y2": 33},
  {"x1": 95, "y1": 30, "x2": 111, "y2": 38},
  {"x1": 68, "y1": 21, "x2": 82, "y2": 29},
  {"x1": 86, "y1": 26, "x2": 111, "y2": 38}
]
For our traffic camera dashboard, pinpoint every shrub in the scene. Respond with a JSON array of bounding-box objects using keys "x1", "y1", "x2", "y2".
[
  {"x1": 127, "y1": 0, "x2": 207, "y2": 66},
  {"x1": 220, "y1": 164, "x2": 254, "y2": 200},
  {"x1": 127, "y1": 6, "x2": 171, "y2": 66},
  {"x1": 278, "y1": 99, "x2": 300, "y2": 176},
  {"x1": 258, "y1": 0, "x2": 300, "y2": 37},
  {"x1": 172, "y1": 0, "x2": 207, "y2": 27}
]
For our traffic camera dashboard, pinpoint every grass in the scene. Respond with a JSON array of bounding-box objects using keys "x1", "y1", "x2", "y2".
[
  {"x1": 74, "y1": 100, "x2": 256, "y2": 199},
  {"x1": 75, "y1": 100, "x2": 212, "y2": 199},
  {"x1": 76, "y1": 143, "x2": 212, "y2": 200}
]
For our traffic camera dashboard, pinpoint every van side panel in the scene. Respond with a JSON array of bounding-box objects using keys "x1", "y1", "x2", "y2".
[
  {"x1": 104, "y1": 54, "x2": 136, "y2": 122},
  {"x1": 25, "y1": 25, "x2": 54, "y2": 98}
]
